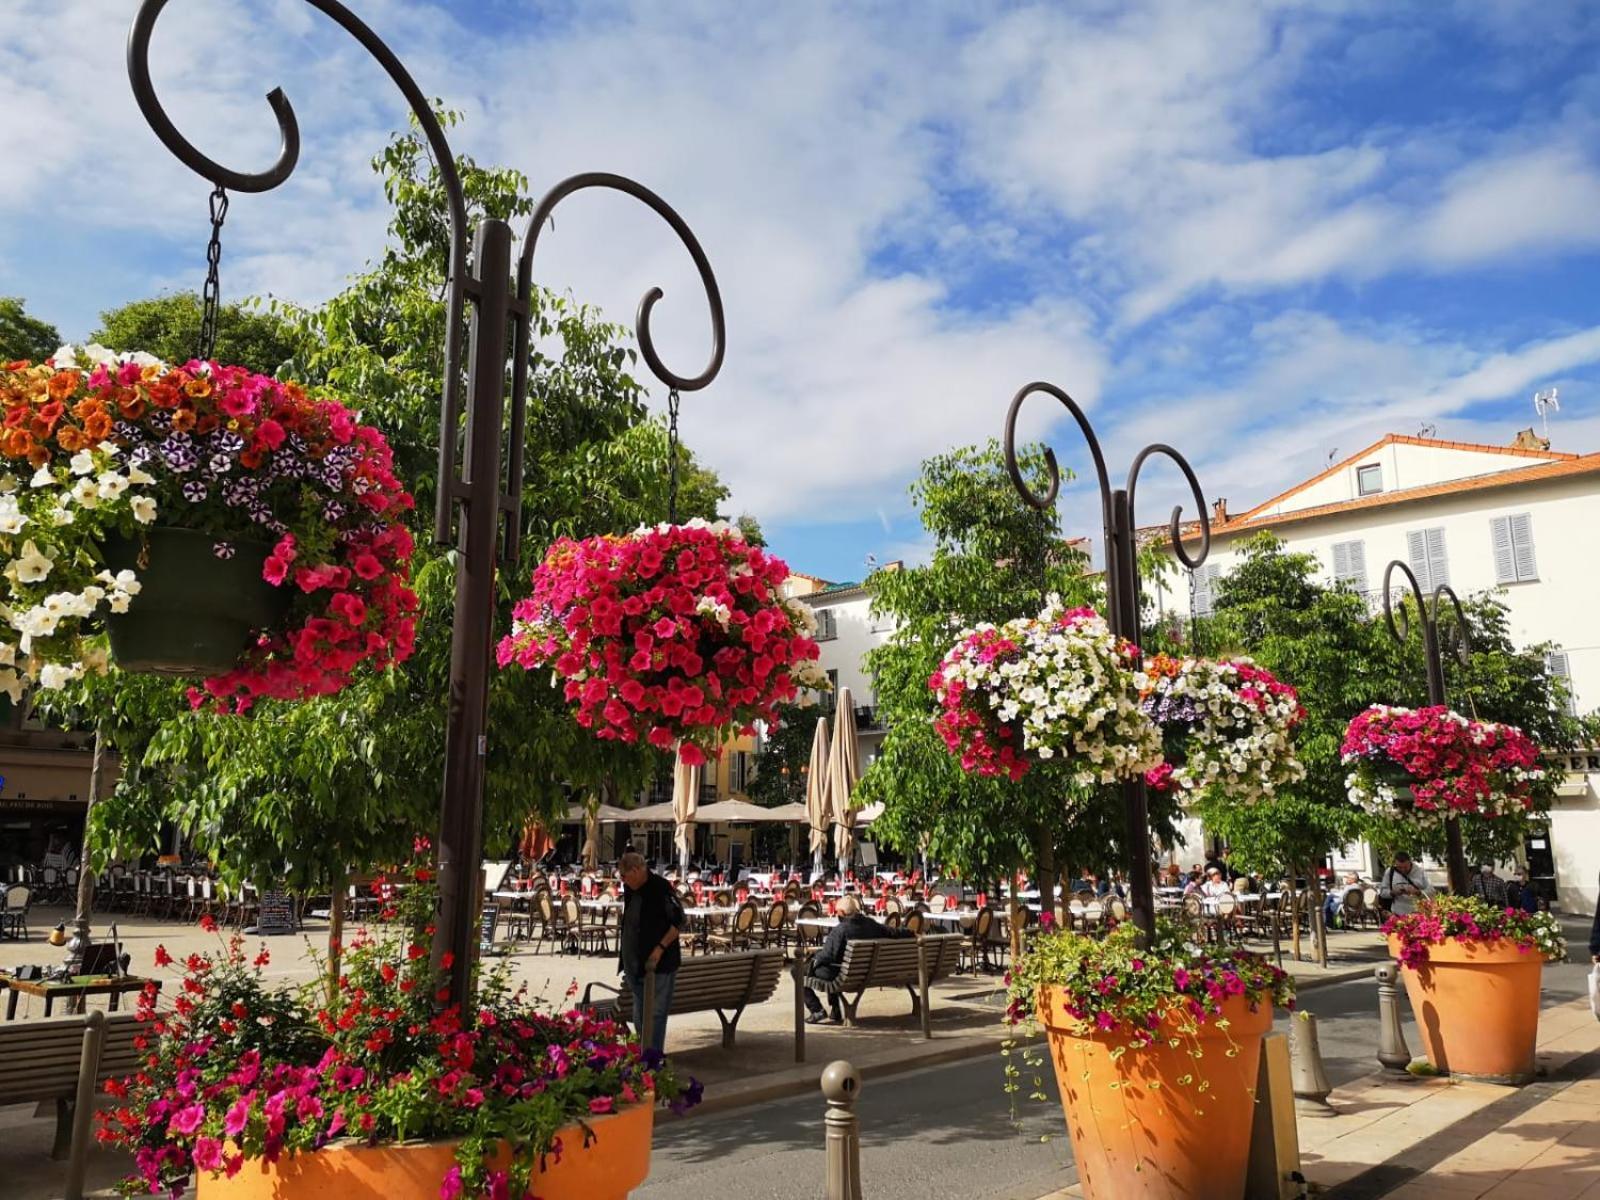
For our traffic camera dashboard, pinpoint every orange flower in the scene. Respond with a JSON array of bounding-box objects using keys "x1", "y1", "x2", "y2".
[
  {"x1": 83, "y1": 412, "x2": 112, "y2": 441},
  {"x1": 72, "y1": 396, "x2": 107, "y2": 422},
  {"x1": 195, "y1": 413, "x2": 220, "y2": 436},
  {"x1": 118, "y1": 396, "x2": 146, "y2": 420},
  {"x1": 5, "y1": 360, "x2": 29, "y2": 372},
  {"x1": 56, "y1": 425, "x2": 85, "y2": 451},
  {"x1": 5, "y1": 405, "x2": 32, "y2": 430},
  {"x1": 239, "y1": 447, "x2": 264, "y2": 470},
  {"x1": 38, "y1": 400, "x2": 65, "y2": 429},
  {"x1": 1, "y1": 429, "x2": 29, "y2": 457},
  {"x1": 170, "y1": 408, "x2": 197, "y2": 434},
  {"x1": 27, "y1": 444, "x2": 49, "y2": 468},
  {"x1": 183, "y1": 376, "x2": 212, "y2": 399},
  {"x1": 149, "y1": 382, "x2": 181, "y2": 410},
  {"x1": 46, "y1": 372, "x2": 77, "y2": 401}
]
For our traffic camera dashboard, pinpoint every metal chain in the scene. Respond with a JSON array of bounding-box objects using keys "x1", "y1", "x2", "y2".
[
  {"x1": 198, "y1": 185, "x2": 230, "y2": 362},
  {"x1": 666, "y1": 388, "x2": 681, "y2": 525}
]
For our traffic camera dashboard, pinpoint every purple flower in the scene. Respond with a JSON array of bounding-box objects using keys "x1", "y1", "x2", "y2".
[
  {"x1": 213, "y1": 541, "x2": 235, "y2": 559},
  {"x1": 182, "y1": 481, "x2": 208, "y2": 502}
]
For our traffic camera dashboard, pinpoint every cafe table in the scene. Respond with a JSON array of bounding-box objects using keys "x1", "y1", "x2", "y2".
[{"x1": 3, "y1": 974, "x2": 159, "y2": 1020}]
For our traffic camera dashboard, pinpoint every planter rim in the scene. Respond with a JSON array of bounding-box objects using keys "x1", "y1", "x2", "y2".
[
  {"x1": 1386, "y1": 934, "x2": 1547, "y2": 966},
  {"x1": 1036, "y1": 983, "x2": 1274, "y2": 1042}
]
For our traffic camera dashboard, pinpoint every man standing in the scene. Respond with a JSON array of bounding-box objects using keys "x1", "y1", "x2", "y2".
[
  {"x1": 802, "y1": 895, "x2": 902, "y2": 1025},
  {"x1": 1379, "y1": 852, "x2": 1434, "y2": 916},
  {"x1": 1469, "y1": 863, "x2": 1508, "y2": 907},
  {"x1": 619, "y1": 851, "x2": 683, "y2": 1056}
]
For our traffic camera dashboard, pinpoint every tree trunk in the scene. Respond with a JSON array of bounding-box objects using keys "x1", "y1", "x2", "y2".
[
  {"x1": 327, "y1": 865, "x2": 347, "y2": 1008},
  {"x1": 1034, "y1": 825, "x2": 1055, "y2": 927},
  {"x1": 1310, "y1": 869, "x2": 1329, "y2": 968},
  {"x1": 66, "y1": 722, "x2": 107, "y2": 978},
  {"x1": 1287, "y1": 873, "x2": 1302, "y2": 962},
  {"x1": 1008, "y1": 877, "x2": 1024, "y2": 965}
]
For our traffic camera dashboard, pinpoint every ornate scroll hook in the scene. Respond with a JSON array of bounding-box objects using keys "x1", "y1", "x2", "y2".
[
  {"x1": 1002, "y1": 382, "x2": 1114, "y2": 528},
  {"x1": 518, "y1": 172, "x2": 726, "y2": 393},
  {"x1": 1431, "y1": 584, "x2": 1471, "y2": 666},
  {"x1": 1126, "y1": 443, "x2": 1212, "y2": 572},
  {"x1": 1381, "y1": 559, "x2": 1427, "y2": 646}
]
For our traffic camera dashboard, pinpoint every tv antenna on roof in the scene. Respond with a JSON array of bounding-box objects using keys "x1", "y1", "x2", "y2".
[
  {"x1": 1417, "y1": 422, "x2": 1437, "y2": 440},
  {"x1": 865, "y1": 553, "x2": 878, "y2": 570},
  {"x1": 1534, "y1": 387, "x2": 1559, "y2": 439},
  {"x1": 1325, "y1": 447, "x2": 1339, "y2": 467}
]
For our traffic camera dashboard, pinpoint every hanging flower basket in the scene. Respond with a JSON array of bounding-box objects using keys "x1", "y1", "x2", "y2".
[
  {"x1": 1340, "y1": 704, "x2": 1543, "y2": 824},
  {"x1": 0, "y1": 346, "x2": 417, "y2": 709},
  {"x1": 1139, "y1": 654, "x2": 1305, "y2": 801},
  {"x1": 498, "y1": 519, "x2": 823, "y2": 763},
  {"x1": 929, "y1": 603, "x2": 1161, "y2": 783}
]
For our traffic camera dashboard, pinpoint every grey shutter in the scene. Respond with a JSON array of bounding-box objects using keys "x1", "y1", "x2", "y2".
[
  {"x1": 1406, "y1": 530, "x2": 1430, "y2": 592},
  {"x1": 1425, "y1": 528, "x2": 1449, "y2": 590},
  {"x1": 1490, "y1": 517, "x2": 1516, "y2": 584},
  {"x1": 1332, "y1": 541, "x2": 1351, "y2": 581},
  {"x1": 1511, "y1": 513, "x2": 1537, "y2": 581},
  {"x1": 1546, "y1": 651, "x2": 1575, "y2": 715},
  {"x1": 1347, "y1": 540, "x2": 1368, "y2": 593},
  {"x1": 1192, "y1": 563, "x2": 1221, "y2": 616}
]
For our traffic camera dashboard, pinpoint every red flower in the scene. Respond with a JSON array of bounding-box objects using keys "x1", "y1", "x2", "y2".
[{"x1": 153, "y1": 945, "x2": 173, "y2": 968}]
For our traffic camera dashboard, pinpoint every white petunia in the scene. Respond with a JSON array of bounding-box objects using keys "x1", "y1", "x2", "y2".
[
  {"x1": 8, "y1": 539, "x2": 53, "y2": 584},
  {"x1": 127, "y1": 466, "x2": 155, "y2": 487},
  {"x1": 69, "y1": 451, "x2": 96, "y2": 477},
  {"x1": 71, "y1": 478, "x2": 99, "y2": 508},
  {"x1": 96, "y1": 472, "x2": 130, "y2": 501},
  {"x1": 50, "y1": 345, "x2": 77, "y2": 369},
  {"x1": 30, "y1": 467, "x2": 54, "y2": 489},
  {"x1": 130, "y1": 496, "x2": 157, "y2": 524}
]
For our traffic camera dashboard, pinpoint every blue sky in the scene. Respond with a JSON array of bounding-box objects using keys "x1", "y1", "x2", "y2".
[{"x1": 3, "y1": 1, "x2": 1599, "y2": 583}]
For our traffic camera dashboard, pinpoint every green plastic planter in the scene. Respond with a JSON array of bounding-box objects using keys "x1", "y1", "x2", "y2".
[{"x1": 103, "y1": 527, "x2": 291, "y2": 676}]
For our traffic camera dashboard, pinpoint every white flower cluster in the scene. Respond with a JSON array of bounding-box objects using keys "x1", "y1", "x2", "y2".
[
  {"x1": 938, "y1": 605, "x2": 1162, "y2": 786},
  {"x1": 1143, "y1": 657, "x2": 1305, "y2": 803},
  {"x1": 0, "y1": 422, "x2": 157, "y2": 696},
  {"x1": 49, "y1": 344, "x2": 166, "y2": 372}
]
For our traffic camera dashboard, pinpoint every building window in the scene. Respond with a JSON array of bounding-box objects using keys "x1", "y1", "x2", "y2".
[
  {"x1": 818, "y1": 669, "x2": 839, "y2": 714},
  {"x1": 1490, "y1": 513, "x2": 1538, "y2": 584},
  {"x1": 814, "y1": 609, "x2": 838, "y2": 641},
  {"x1": 1356, "y1": 464, "x2": 1383, "y2": 495},
  {"x1": 1330, "y1": 539, "x2": 1368, "y2": 593},
  {"x1": 1190, "y1": 563, "x2": 1222, "y2": 617},
  {"x1": 1405, "y1": 527, "x2": 1449, "y2": 594},
  {"x1": 1545, "y1": 650, "x2": 1577, "y2": 716}
]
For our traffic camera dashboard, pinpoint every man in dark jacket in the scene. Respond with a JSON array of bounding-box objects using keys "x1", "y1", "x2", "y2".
[
  {"x1": 619, "y1": 851, "x2": 684, "y2": 1055},
  {"x1": 802, "y1": 895, "x2": 904, "y2": 1024}
]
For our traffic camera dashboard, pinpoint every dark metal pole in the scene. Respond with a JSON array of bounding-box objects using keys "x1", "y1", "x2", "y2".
[
  {"x1": 1107, "y1": 489, "x2": 1155, "y2": 940},
  {"x1": 434, "y1": 220, "x2": 513, "y2": 1005}
]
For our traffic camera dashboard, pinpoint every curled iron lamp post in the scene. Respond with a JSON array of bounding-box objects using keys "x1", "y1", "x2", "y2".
[
  {"x1": 1002, "y1": 382, "x2": 1212, "y2": 942},
  {"x1": 126, "y1": 0, "x2": 726, "y2": 1010},
  {"x1": 1380, "y1": 560, "x2": 1472, "y2": 895}
]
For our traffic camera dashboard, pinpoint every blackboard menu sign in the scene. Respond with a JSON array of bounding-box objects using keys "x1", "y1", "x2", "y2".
[
  {"x1": 256, "y1": 891, "x2": 296, "y2": 935},
  {"x1": 480, "y1": 903, "x2": 498, "y2": 953}
]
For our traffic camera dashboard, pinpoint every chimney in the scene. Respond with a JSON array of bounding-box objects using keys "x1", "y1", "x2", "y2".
[
  {"x1": 882, "y1": 560, "x2": 903, "y2": 573},
  {"x1": 1211, "y1": 497, "x2": 1228, "y2": 523},
  {"x1": 1510, "y1": 427, "x2": 1550, "y2": 452}
]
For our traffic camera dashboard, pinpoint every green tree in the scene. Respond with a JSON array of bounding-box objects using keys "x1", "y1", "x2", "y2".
[
  {"x1": 91, "y1": 292, "x2": 302, "y2": 375},
  {"x1": 748, "y1": 702, "x2": 823, "y2": 807},
  {"x1": 0, "y1": 296, "x2": 61, "y2": 362},
  {"x1": 856, "y1": 441, "x2": 1176, "y2": 914}
]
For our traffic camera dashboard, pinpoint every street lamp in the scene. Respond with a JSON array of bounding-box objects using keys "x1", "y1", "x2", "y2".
[
  {"x1": 126, "y1": 0, "x2": 726, "y2": 1010},
  {"x1": 1380, "y1": 560, "x2": 1472, "y2": 894},
  {"x1": 1002, "y1": 382, "x2": 1212, "y2": 940}
]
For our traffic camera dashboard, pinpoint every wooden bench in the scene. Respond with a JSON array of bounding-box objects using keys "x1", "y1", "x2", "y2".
[
  {"x1": 581, "y1": 949, "x2": 785, "y2": 1049},
  {"x1": 793, "y1": 933, "x2": 965, "y2": 1062},
  {"x1": 0, "y1": 1009, "x2": 142, "y2": 1200}
]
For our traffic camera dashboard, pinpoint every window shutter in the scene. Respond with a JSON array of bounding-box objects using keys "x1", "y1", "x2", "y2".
[
  {"x1": 1546, "y1": 651, "x2": 1576, "y2": 716},
  {"x1": 1425, "y1": 528, "x2": 1449, "y2": 591},
  {"x1": 1406, "y1": 530, "x2": 1430, "y2": 592},
  {"x1": 1332, "y1": 542, "x2": 1350, "y2": 580},
  {"x1": 1192, "y1": 564, "x2": 1219, "y2": 616},
  {"x1": 1490, "y1": 517, "x2": 1515, "y2": 584},
  {"x1": 1511, "y1": 513, "x2": 1537, "y2": 581},
  {"x1": 1347, "y1": 540, "x2": 1368, "y2": 593}
]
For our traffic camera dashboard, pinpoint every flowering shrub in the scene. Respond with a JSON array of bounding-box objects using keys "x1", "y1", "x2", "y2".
[
  {"x1": 1384, "y1": 895, "x2": 1567, "y2": 969},
  {"x1": 1140, "y1": 654, "x2": 1305, "y2": 802},
  {"x1": 97, "y1": 843, "x2": 699, "y2": 1199},
  {"x1": 1341, "y1": 704, "x2": 1544, "y2": 824},
  {"x1": 497, "y1": 519, "x2": 823, "y2": 763},
  {"x1": 929, "y1": 602, "x2": 1161, "y2": 783},
  {"x1": 0, "y1": 346, "x2": 417, "y2": 709},
  {"x1": 1002, "y1": 922, "x2": 1294, "y2": 1114}
]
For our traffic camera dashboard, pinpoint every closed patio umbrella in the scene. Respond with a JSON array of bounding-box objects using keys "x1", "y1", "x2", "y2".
[
  {"x1": 806, "y1": 715, "x2": 833, "y2": 874},
  {"x1": 672, "y1": 748, "x2": 701, "y2": 876},
  {"x1": 830, "y1": 687, "x2": 861, "y2": 866},
  {"x1": 581, "y1": 800, "x2": 601, "y2": 872}
]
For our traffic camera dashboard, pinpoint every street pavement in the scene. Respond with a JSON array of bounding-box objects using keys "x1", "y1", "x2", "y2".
[{"x1": 641, "y1": 916, "x2": 1595, "y2": 1199}]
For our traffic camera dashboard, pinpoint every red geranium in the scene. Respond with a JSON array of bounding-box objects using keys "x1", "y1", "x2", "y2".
[{"x1": 498, "y1": 520, "x2": 823, "y2": 760}]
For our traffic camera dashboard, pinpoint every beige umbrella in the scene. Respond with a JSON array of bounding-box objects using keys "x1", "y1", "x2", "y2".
[
  {"x1": 581, "y1": 799, "x2": 601, "y2": 872},
  {"x1": 806, "y1": 715, "x2": 834, "y2": 872},
  {"x1": 830, "y1": 687, "x2": 862, "y2": 866},
  {"x1": 672, "y1": 747, "x2": 702, "y2": 875}
]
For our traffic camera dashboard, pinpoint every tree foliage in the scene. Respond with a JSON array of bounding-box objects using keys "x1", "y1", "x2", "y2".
[
  {"x1": 91, "y1": 293, "x2": 302, "y2": 376},
  {"x1": 0, "y1": 296, "x2": 61, "y2": 363},
  {"x1": 748, "y1": 702, "x2": 822, "y2": 808}
]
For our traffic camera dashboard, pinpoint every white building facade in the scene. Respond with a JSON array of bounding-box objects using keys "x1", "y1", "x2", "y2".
[
  {"x1": 1150, "y1": 433, "x2": 1600, "y2": 911},
  {"x1": 783, "y1": 574, "x2": 894, "y2": 765}
]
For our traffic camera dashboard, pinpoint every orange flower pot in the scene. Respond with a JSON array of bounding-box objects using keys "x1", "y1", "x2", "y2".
[
  {"x1": 1388, "y1": 935, "x2": 1542, "y2": 1084},
  {"x1": 1038, "y1": 986, "x2": 1272, "y2": 1200},
  {"x1": 199, "y1": 1101, "x2": 653, "y2": 1200}
]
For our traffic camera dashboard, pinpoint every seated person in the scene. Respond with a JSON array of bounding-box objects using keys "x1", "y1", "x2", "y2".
[
  {"x1": 801, "y1": 895, "x2": 904, "y2": 1025},
  {"x1": 1199, "y1": 866, "x2": 1232, "y2": 899}
]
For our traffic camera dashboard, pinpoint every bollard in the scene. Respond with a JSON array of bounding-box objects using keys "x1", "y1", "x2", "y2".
[
  {"x1": 821, "y1": 1060, "x2": 863, "y2": 1200},
  {"x1": 1287, "y1": 1012, "x2": 1333, "y2": 1107},
  {"x1": 1375, "y1": 963, "x2": 1411, "y2": 1071}
]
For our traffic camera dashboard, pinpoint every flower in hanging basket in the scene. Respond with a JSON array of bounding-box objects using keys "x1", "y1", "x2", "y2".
[
  {"x1": 0, "y1": 347, "x2": 417, "y2": 709},
  {"x1": 497, "y1": 519, "x2": 823, "y2": 762},
  {"x1": 1340, "y1": 703, "x2": 1543, "y2": 823},
  {"x1": 1139, "y1": 653, "x2": 1305, "y2": 802},
  {"x1": 1383, "y1": 894, "x2": 1566, "y2": 969},
  {"x1": 928, "y1": 602, "x2": 1161, "y2": 784}
]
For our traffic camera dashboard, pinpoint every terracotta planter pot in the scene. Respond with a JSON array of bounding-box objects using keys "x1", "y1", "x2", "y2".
[
  {"x1": 1038, "y1": 987, "x2": 1272, "y2": 1200},
  {"x1": 1387, "y1": 935, "x2": 1542, "y2": 1084},
  {"x1": 199, "y1": 1101, "x2": 653, "y2": 1200},
  {"x1": 103, "y1": 527, "x2": 290, "y2": 676}
]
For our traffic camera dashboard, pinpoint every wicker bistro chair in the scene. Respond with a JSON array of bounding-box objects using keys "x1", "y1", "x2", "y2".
[
  {"x1": 706, "y1": 902, "x2": 759, "y2": 954},
  {"x1": 2, "y1": 884, "x2": 32, "y2": 940},
  {"x1": 903, "y1": 910, "x2": 926, "y2": 938},
  {"x1": 960, "y1": 906, "x2": 995, "y2": 974},
  {"x1": 929, "y1": 893, "x2": 949, "y2": 913},
  {"x1": 757, "y1": 901, "x2": 788, "y2": 951},
  {"x1": 1340, "y1": 887, "x2": 1366, "y2": 931},
  {"x1": 793, "y1": 902, "x2": 825, "y2": 959}
]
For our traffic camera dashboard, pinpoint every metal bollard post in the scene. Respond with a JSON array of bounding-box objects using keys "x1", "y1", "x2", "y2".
[
  {"x1": 1375, "y1": 963, "x2": 1411, "y2": 1071},
  {"x1": 1288, "y1": 1012, "x2": 1333, "y2": 1107},
  {"x1": 821, "y1": 1060, "x2": 863, "y2": 1200}
]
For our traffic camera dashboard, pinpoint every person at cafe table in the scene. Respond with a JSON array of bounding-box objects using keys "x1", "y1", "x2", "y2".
[{"x1": 802, "y1": 894, "x2": 907, "y2": 1025}]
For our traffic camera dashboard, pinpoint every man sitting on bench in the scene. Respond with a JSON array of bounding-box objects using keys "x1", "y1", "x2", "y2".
[{"x1": 803, "y1": 895, "x2": 905, "y2": 1025}]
